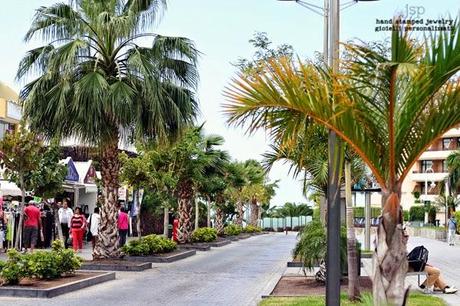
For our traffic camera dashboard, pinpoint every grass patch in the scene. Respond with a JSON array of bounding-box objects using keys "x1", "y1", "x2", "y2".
[{"x1": 259, "y1": 292, "x2": 446, "y2": 306}]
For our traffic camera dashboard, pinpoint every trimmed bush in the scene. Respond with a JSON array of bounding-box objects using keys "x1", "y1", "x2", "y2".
[
  {"x1": 224, "y1": 224, "x2": 243, "y2": 236},
  {"x1": 122, "y1": 235, "x2": 176, "y2": 256},
  {"x1": 191, "y1": 227, "x2": 217, "y2": 242},
  {"x1": 243, "y1": 225, "x2": 262, "y2": 233},
  {"x1": 455, "y1": 211, "x2": 460, "y2": 233},
  {"x1": 0, "y1": 241, "x2": 82, "y2": 285},
  {"x1": 403, "y1": 210, "x2": 410, "y2": 222},
  {"x1": 353, "y1": 207, "x2": 382, "y2": 218},
  {"x1": 409, "y1": 206, "x2": 425, "y2": 222}
]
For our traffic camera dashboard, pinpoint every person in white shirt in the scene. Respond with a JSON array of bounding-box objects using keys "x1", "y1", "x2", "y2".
[
  {"x1": 88, "y1": 207, "x2": 100, "y2": 250},
  {"x1": 58, "y1": 198, "x2": 73, "y2": 248}
]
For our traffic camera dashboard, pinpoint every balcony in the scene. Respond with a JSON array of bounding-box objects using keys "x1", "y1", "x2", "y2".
[
  {"x1": 411, "y1": 172, "x2": 449, "y2": 182},
  {"x1": 419, "y1": 150, "x2": 454, "y2": 160},
  {"x1": 443, "y1": 128, "x2": 460, "y2": 138}
]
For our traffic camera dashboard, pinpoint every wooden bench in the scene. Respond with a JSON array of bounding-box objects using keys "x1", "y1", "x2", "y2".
[{"x1": 406, "y1": 271, "x2": 425, "y2": 286}]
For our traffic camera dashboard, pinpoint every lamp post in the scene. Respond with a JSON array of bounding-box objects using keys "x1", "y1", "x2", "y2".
[
  {"x1": 423, "y1": 167, "x2": 435, "y2": 200},
  {"x1": 278, "y1": 1, "x2": 379, "y2": 305}
]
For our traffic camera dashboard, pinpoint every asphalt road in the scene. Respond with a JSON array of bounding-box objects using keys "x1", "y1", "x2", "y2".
[{"x1": 0, "y1": 232, "x2": 297, "y2": 306}]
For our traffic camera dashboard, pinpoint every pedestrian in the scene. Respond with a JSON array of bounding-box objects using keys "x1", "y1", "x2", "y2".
[
  {"x1": 23, "y1": 200, "x2": 42, "y2": 253},
  {"x1": 70, "y1": 207, "x2": 86, "y2": 252},
  {"x1": 58, "y1": 198, "x2": 73, "y2": 248},
  {"x1": 118, "y1": 207, "x2": 129, "y2": 247},
  {"x1": 88, "y1": 207, "x2": 100, "y2": 250},
  {"x1": 447, "y1": 215, "x2": 457, "y2": 246},
  {"x1": 419, "y1": 264, "x2": 458, "y2": 294}
]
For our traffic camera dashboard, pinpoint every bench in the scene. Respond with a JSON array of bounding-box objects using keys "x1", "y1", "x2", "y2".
[{"x1": 406, "y1": 271, "x2": 425, "y2": 286}]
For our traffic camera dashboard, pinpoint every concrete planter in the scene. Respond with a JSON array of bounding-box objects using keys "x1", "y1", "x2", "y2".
[
  {"x1": 0, "y1": 271, "x2": 115, "y2": 298},
  {"x1": 80, "y1": 261, "x2": 152, "y2": 271},
  {"x1": 127, "y1": 249, "x2": 196, "y2": 263},
  {"x1": 208, "y1": 240, "x2": 231, "y2": 247},
  {"x1": 180, "y1": 243, "x2": 211, "y2": 251}
]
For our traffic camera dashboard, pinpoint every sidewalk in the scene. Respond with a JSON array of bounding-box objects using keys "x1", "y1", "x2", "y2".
[{"x1": 363, "y1": 236, "x2": 460, "y2": 306}]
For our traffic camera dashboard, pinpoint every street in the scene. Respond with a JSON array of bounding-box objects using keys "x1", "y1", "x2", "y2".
[{"x1": 0, "y1": 233, "x2": 297, "y2": 306}]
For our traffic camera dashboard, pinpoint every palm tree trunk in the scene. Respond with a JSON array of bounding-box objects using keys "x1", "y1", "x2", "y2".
[
  {"x1": 207, "y1": 196, "x2": 211, "y2": 228},
  {"x1": 215, "y1": 207, "x2": 224, "y2": 235},
  {"x1": 52, "y1": 203, "x2": 64, "y2": 242},
  {"x1": 14, "y1": 175, "x2": 26, "y2": 250},
  {"x1": 93, "y1": 138, "x2": 120, "y2": 259},
  {"x1": 345, "y1": 161, "x2": 360, "y2": 300},
  {"x1": 373, "y1": 191, "x2": 408, "y2": 306},
  {"x1": 177, "y1": 181, "x2": 194, "y2": 243},
  {"x1": 195, "y1": 197, "x2": 199, "y2": 230},
  {"x1": 236, "y1": 201, "x2": 244, "y2": 226},
  {"x1": 163, "y1": 206, "x2": 169, "y2": 237},
  {"x1": 250, "y1": 198, "x2": 258, "y2": 226}
]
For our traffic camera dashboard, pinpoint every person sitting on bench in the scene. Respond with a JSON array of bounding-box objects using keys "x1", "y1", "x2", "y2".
[{"x1": 418, "y1": 264, "x2": 457, "y2": 294}]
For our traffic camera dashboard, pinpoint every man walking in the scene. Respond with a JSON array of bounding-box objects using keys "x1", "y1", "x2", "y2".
[
  {"x1": 58, "y1": 198, "x2": 73, "y2": 248},
  {"x1": 23, "y1": 200, "x2": 42, "y2": 252},
  {"x1": 447, "y1": 215, "x2": 457, "y2": 246}
]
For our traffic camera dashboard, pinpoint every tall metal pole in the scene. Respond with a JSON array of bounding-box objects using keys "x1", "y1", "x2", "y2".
[{"x1": 326, "y1": 0, "x2": 341, "y2": 304}]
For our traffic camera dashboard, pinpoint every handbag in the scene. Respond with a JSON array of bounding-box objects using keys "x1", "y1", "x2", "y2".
[
  {"x1": 66, "y1": 235, "x2": 73, "y2": 246},
  {"x1": 86, "y1": 214, "x2": 93, "y2": 241}
]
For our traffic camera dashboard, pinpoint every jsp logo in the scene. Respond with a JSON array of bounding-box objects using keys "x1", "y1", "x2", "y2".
[{"x1": 404, "y1": 4, "x2": 425, "y2": 19}]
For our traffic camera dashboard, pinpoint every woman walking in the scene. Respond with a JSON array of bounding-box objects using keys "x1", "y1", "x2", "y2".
[
  {"x1": 88, "y1": 207, "x2": 100, "y2": 250},
  {"x1": 70, "y1": 207, "x2": 86, "y2": 252},
  {"x1": 118, "y1": 207, "x2": 129, "y2": 247}
]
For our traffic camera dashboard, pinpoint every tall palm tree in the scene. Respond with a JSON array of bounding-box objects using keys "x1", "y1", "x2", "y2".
[
  {"x1": 224, "y1": 23, "x2": 460, "y2": 305},
  {"x1": 447, "y1": 151, "x2": 460, "y2": 194},
  {"x1": 18, "y1": 0, "x2": 199, "y2": 258}
]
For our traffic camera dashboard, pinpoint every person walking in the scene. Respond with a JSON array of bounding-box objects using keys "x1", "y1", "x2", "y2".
[
  {"x1": 70, "y1": 207, "x2": 86, "y2": 252},
  {"x1": 23, "y1": 200, "x2": 42, "y2": 253},
  {"x1": 58, "y1": 199, "x2": 73, "y2": 248},
  {"x1": 88, "y1": 207, "x2": 100, "y2": 250},
  {"x1": 448, "y1": 215, "x2": 457, "y2": 246},
  {"x1": 118, "y1": 207, "x2": 129, "y2": 247}
]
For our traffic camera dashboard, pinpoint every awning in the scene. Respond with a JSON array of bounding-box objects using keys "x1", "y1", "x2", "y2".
[{"x1": 0, "y1": 180, "x2": 22, "y2": 196}]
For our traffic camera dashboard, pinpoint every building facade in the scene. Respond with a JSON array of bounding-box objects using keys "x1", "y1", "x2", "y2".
[{"x1": 0, "y1": 82, "x2": 21, "y2": 139}]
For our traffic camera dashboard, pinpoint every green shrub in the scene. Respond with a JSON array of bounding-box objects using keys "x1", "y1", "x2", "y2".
[
  {"x1": 122, "y1": 235, "x2": 176, "y2": 256},
  {"x1": 27, "y1": 251, "x2": 61, "y2": 279},
  {"x1": 191, "y1": 228, "x2": 217, "y2": 242},
  {"x1": 455, "y1": 211, "x2": 460, "y2": 233},
  {"x1": 0, "y1": 249, "x2": 28, "y2": 285},
  {"x1": 353, "y1": 207, "x2": 382, "y2": 218},
  {"x1": 403, "y1": 210, "x2": 410, "y2": 222},
  {"x1": 243, "y1": 225, "x2": 262, "y2": 233},
  {"x1": 293, "y1": 220, "x2": 347, "y2": 271},
  {"x1": 224, "y1": 224, "x2": 243, "y2": 236},
  {"x1": 409, "y1": 206, "x2": 425, "y2": 221}
]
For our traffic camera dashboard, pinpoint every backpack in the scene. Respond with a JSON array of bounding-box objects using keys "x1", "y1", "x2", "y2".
[{"x1": 407, "y1": 245, "x2": 429, "y2": 272}]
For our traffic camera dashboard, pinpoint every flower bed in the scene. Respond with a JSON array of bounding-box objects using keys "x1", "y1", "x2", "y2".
[{"x1": 122, "y1": 234, "x2": 176, "y2": 256}]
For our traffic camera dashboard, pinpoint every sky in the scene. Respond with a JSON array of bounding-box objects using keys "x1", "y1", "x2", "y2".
[{"x1": 0, "y1": 0, "x2": 458, "y2": 207}]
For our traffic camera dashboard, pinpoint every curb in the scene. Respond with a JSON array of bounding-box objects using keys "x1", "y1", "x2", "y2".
[
  {"x1": 80, "y1": 261, "x2": 152, "y2": 271},
  {"x1": 127, "y1": 250, "x2": 196, "y2": 263},
  {"x1": 0, "y1": 271, "x2": 115, "y2": 298}
]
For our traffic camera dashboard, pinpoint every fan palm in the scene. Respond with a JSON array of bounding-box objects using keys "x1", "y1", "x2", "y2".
[
  {"x1": 224, "y1": 22, "x2": 460, "y2": 305},
  {"x1": 18, "y1": 0, "x2": 199, "y2": 258}
]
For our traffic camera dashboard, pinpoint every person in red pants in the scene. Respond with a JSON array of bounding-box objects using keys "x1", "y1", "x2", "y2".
[{"x1": 70, "y1": 207, "x2": 86, "y2": 252}]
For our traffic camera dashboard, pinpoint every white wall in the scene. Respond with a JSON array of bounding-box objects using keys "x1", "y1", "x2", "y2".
[{"x1": 77, "y1": 190, "x2": 97, "y2": 215}]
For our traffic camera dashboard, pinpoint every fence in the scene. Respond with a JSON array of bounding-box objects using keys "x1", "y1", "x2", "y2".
[{"x1": 261, "y1": 216, "x2": 312, "y2": 229}]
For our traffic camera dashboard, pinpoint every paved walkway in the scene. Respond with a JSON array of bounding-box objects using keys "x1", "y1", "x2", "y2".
[
  {"x1": 364, "y1": 236, "x2": 460, "y2": 306},
  {"x1": 0, "y1": 232, "x2": 297, "y2": 306}
]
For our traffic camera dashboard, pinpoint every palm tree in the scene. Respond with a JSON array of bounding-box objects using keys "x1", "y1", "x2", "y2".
[
  {"x1": 224, "y1": 23, "x2": 460, "y2": 304},
  {"x1": 18, "y1": 0, "x2": 199, "y2": 258},
  {"x1": 447, "y1": 151, "x2": 460, "y2": 194}
]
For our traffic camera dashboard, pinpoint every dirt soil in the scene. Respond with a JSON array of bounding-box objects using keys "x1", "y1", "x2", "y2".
[
  {"x1": 6, "y1": 272, "x2": 104, "y2": 289},
  {"x1": 271, "y1": 276, "x2": 373, "y2": 296}
]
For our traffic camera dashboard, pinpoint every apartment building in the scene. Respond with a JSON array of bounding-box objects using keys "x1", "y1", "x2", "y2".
[
  {"x1": 0, "y1": 82, "x2": 21, "y2": 138},
  {"x1": 400, "y1": 126, "x2": 460, "y2": 213}
]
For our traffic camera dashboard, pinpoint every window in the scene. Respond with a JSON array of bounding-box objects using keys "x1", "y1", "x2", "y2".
[
  {"x1": 442, "y1": 138, "x2": 453, "y2": 150},
  {"x1": 421, "y1": 160, "x2": 433, "y2": 173}
]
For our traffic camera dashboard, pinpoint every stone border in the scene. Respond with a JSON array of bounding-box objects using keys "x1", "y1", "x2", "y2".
[
  {"x1": 238, "y1": 234, "x2": 252, "y2": 240},
  {"x1": 209, "y1": 240, "x2": 231, "y2": 247},
  {"x1": 179, "y1": 244, "x2": 211, "y2": 251},
  {"x1": 287, "y1": 261, "x2": 303, "y2": 268},
  {"x1": 0, "y1": 271, "x2": 115, "y2": 298},
  {"x1": 127, "y1": 249, "x2": 196, "y2": 263},
  {"x1": 80, "y1": 261, "x2": 152, "y2": 271},
  {"x1": 225, "y1": 236, "x2": 239, "y2": 241}
]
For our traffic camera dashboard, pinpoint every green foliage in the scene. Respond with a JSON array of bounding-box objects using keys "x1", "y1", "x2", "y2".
[
  {"x1": 455, "y1": 211, "x2": 460, "y2": 233},
  {"x1": 0, "y1": 249, "x2": 28, "y2": 285},
  {"x1": 409, "y1": 206, "x2": 425, "y2": 222},
  {"x1": 353, "y1": 207, "x2": 382, "y2": 218},
  {"x1": 312, "y1": 208, "x2": 320, "y2": 220},
  {"x1": 293, "y1": 220, "x2": 347, "y2": 271},
  {"x1": 243, "y1": 225, "x2": 262, "y2": 233},
  {"x1": 224, "y1": 224, "x2": 243, "y2": 236},
  {"x1": 191, "y1": 227, "x2": 218, "y2": 242},
  {"x1": 0, "y1": 244, "x2": 81, "y2": 284},
  {"x1": 403, "y1": 210, "x2": 410, "y2": 222},
  {"x1": 122, "y1": 235, "x2": 176, "y2": 256}
]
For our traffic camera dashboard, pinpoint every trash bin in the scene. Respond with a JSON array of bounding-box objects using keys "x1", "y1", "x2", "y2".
[{"x1": 167, "y1": 224, "x2": 173, "y2": 238}]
